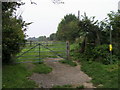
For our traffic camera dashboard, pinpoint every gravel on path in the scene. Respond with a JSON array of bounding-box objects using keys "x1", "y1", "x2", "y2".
[{"x1": 30, "y1": 58, "x2": 95, "y2": 88}]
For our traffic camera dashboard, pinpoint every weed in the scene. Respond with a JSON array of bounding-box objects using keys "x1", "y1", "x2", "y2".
[
  {"x1": 2, "y1": 64, "x2": 38, "y2": 88},
  {"x1": 59, "y1": 60, "x2": 77, "y2": 66},
  {"x1": 76, "y1": 85, "x2": 84, "y2": 89},
  {"x1": 33, "y1": 63, "x2": 52, "y2": 74},
  {"x1": 80, "y1": 60, "x2": 118, "y2": 88},
  {"x1": 52, "y1": 84, "x2": 72, "y2": 88}
]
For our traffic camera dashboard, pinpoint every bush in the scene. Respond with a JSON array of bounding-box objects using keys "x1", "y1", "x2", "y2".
[
  {"x1": 92, "y1": 44, "x2": 118, "y2": 64},
  {"x1": 76, "y1": 85, "x2": 84, "y2": 89},
  {"x1": 70, "y1": 43, "x2": 118, "y2": 65},
  {"x1": 33, "y1": 63, "x2": 52, "y2": 74},
  {"x1": 59, "y1": 60, "x2": 77, "y2": 66},
  {"x1": 2, "y1": 2, "x2": 31, "y2": 64},
  {"x1": 52, "y1": 84, "x2": 72, "y2": 88},
  {"x1": 92, "y1": 44, "x2": 109, "y2": 58}
]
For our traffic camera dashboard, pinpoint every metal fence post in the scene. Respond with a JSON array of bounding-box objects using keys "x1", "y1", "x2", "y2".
[{"x1": 66, "y1": 41, "x2": 70, "y2": 60}]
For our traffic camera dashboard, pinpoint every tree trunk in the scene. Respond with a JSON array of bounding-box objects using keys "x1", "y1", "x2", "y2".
[
  {"x1": 80, "y1": 36, "x2": 87, "y2": 53},
  {"x1": 95, "y1": 31, "x2": 100, "y2": 46}
]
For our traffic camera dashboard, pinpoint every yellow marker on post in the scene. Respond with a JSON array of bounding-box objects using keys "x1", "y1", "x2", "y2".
[{"x1": 109, "y1": 44, "x2": 112, "y2": 51}]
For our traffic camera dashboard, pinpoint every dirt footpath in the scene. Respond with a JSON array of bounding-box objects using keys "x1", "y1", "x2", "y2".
[{"x1": 30, "y1": 58, "x2": 95, "y2": 88}]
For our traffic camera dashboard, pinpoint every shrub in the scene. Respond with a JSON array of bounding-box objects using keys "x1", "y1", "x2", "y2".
[
  {"x1": 59, "y1": 60, "x2": 77, "y2": 66},
  {"x1": 92, "y1": 44, "x2": 118, "y2": 64},
  {"x1": 92, "y1": 44, "x2": 108, "y2": 58}
]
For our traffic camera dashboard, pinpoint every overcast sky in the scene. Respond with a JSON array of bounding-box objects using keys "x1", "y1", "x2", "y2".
[{"x1": 18, "y1": 0, "x2": 119, "y2": 38}]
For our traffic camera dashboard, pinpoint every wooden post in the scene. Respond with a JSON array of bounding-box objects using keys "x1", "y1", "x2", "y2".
[
  {"x1": 30, "y1": 40, "x2": 32, "y2": 46},
  {"x1": 66, "y1": 41, "x2": 70, "y2": 60},
  {"x1": 39, "y1": 43, "x2": 40, "y2": 64}
]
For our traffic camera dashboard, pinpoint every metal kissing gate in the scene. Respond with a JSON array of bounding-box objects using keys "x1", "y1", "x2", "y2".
[{"x1": 15, "y1": 41, "x2": 70, "y2": 63}]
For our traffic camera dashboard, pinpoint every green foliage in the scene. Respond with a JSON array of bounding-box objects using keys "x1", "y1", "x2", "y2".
[
  {"x1": 52, "y1": 84, "x2": 85, "y2": 89},
  {"x1": 77, "y1": 13, "x2": 101, "y2": 53},
  {"x1": 59, "y1": 60, "x2": 77, "y2": 66},
  {"x1": 70, "y1": 43, "x2": 80, "y2": 51},
  {"x1": 49, "y1": 33, "x2": 57, "y2": 41},
  {"x1": 100, "y1": 11, "x2": 120, "y2": 58},
  {"x1": 52, "y1": 84, "x2": 72, "y2": 88},
  {"x1": 57, "y1": 11, "x2": 119, "y2": 65},
  {"x1": 71, "y1": 42, "x2": 118, "y2": 65},
  {"x1": 76, "y1": 85, "x2": 84, "y2": 89},
  {"x1": 2, "y1": 64, "x2": 37, "y2": 88},
  {"x1": 56, "y1": 14, "x2": 79, "y2": 42},
  {"x1": 2, "y1": 2, "x2": 31, "y2": 63},
  {"x1": 92, "y1": 44, "x2": 109, "y2": 58},
  {"x1": 92, "y1": 44, "x2": 118, "y2": 64},
  {"x1": 38, "y1": 36, "x2": 47, "y2": 41},
  {"x1": 81, "y1": 60, "x2": 118, "y2": 88},
  {"x1": 2, "y1": 63, "x2": 53, "y2": 88},
  {"x1": 33, "y1": 63, "x2": 52, "y2": 74}
]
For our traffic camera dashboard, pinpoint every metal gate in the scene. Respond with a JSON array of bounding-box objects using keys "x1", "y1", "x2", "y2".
[{"x1": 15, "y1": 41, "x2": 68, "y2": 63}]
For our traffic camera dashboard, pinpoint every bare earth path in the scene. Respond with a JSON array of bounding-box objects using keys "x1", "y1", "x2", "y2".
[{"x1": 30, "y1": 58, "x2": 95, "y2": 88}]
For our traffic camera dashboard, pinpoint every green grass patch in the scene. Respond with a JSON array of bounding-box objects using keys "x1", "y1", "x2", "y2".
[
  {"x1": 80, "y1": 60, "x2": 118, "y2": 88},
  {"x1": 59, "y1": 60, "x2": 77, "y2": 66},
  {"x1": 3, "y1": 63, "x2": 53, "y2": 88},
  {"x1": 52, "y1": 84, "x2": 72, "y2": 88},
  {"x1": 33, "y1": 63, "x2": 52, "y2": 74},
  {"x1": 52, "y1": 84, "x2": 85, "y2": 89},
  {"x1": 76, "y1": 85, "x2": 84, "y2": 89},
  {"x1": 2, "y1": 64, "x2": 37, "y2": 88}
]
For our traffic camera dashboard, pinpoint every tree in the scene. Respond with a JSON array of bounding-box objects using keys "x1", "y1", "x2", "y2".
[
  {"x1": 56, "y1": 14, "x2": 79, "y2": 42},
  {"x1": 78, "y1": 13, "x2": 100, "y2": 53},
  {"x1": 2, "y1": 2, "x2": 31, "y2": 63},
  {"x1": 38, "y1": 36, "x2": 47, "y2": 41},
  {"x1": 105, "y1": 11, "x2": 120, "y2": 58},
  {"x1": 49, "y1": 33, "x2": 56, "y2": 41}
]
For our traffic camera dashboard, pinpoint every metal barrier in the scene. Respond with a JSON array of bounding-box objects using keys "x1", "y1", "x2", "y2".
[{"x1": 15, "y1": 41, "x2": 67, "y2": 63}]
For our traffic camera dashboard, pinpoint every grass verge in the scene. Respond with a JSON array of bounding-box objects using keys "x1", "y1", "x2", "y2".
[
  {"x1": 52, "y1": 84, "x2": 84, "y2": 89},
  {"x1": 2, "y1": 64, "x2": 37, "y2": 88},
  {"x1": 33, "y1": 63, "x2": 52, "y2": 74},
  {"x1": 2, "y1": 63, "x2": 53, "y2": 88},
  {"x1": 52, "y1": 84, "x2": 72, "y2": 88},
  {"x1": 80, "y1": 60, "x2": 118, "y2": 88},
  {"x1": 59, "y1": 60, "x2": 77, "y2": 66}
]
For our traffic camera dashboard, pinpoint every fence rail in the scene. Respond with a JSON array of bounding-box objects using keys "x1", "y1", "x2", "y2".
[{"x1": 15, "y1": 41, "x2": 69, "y2": 63}]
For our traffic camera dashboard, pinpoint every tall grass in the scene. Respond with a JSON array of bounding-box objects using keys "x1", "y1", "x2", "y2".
[
  {"x1": 2, "y1": 64, "x2": 37, "y2": 88},
  {"x1": 3, "y1": 63, "x2": 53, "y2": 88},
  {"x1": 80, "y1": 60, "x2": 118, "y2": 88}
]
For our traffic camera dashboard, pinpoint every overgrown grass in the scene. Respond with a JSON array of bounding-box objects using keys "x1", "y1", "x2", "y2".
[
  {"x1": 52, "y1": 84, "x2": 72, "y2": 88},
  {"x1": 2, "y1": 63, "x2": 53, "y2": 88},
  {"x1": 33, "y1": 63, "x2": 52, "y2": 74},
  {"x1": 2, "y1": 64, "x2": 37, "y2": 88},
  {"x1": 80, "y1": 60, "x2": 118, "y2": 88},
  {"x1": 76, "y1": 85, "x2": 84, "y2": 89},
  {"x1": 59, "y1": 60, "x2": 77, "y2": 66},
  {"x1": 52, "y1": 84, "x2": 84, "y2": 89},
  {"x1": 70, "y1": 43, "x2": 119, "y2": 88},
  {"x1": 3, "y1": 41, "x2": 67, "y2": 88}
]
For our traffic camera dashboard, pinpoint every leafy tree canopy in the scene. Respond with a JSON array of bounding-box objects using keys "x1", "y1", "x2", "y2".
[
  {"x1": 2, "y1": 2, "x2": 31, "y2": 64},
  {"x1": 56, "y1": 14, "x2": 79, "y2": 42}
]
